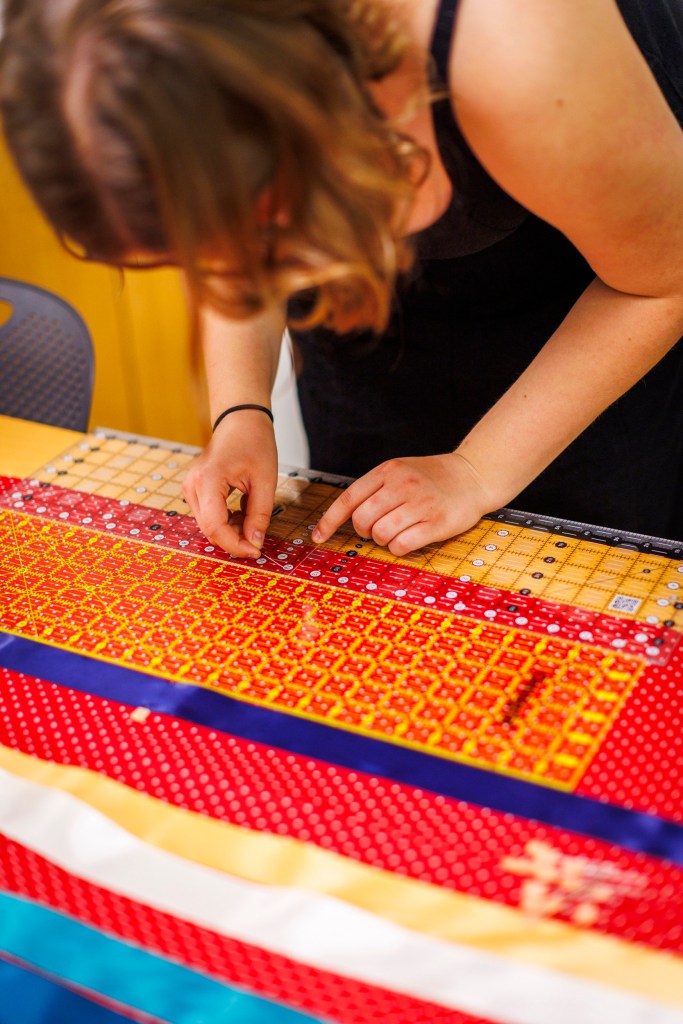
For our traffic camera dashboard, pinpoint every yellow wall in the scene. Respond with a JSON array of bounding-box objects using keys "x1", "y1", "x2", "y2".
[{"x1": 0, "y1": 139, "x2": 207, "y2": 447}]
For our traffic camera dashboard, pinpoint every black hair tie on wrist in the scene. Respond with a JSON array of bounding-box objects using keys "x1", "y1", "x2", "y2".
[{"x1": 212, "y1": 404, "x2": 274, "y2": 433}]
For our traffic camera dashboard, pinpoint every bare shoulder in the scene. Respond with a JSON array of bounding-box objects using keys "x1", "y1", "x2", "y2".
[
  {"x1": 449, "y1": 0, "x2": 683, "y2": 297},
  {"x1": 450, "y1": 0, "x2": 648, "y2": 123}
]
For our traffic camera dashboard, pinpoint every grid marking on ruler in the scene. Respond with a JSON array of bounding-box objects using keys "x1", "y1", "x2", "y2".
[
  {"x1": 22, "y1": 431, "x2": 683, "y2": 631},
  {"x1": 2, "y1": 477, "x2": 679, "y2": 666}
]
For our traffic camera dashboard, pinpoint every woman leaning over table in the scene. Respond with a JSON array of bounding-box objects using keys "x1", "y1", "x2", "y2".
[{"x1": 1, "y1": 0, "x2": 683, "y2": 557}]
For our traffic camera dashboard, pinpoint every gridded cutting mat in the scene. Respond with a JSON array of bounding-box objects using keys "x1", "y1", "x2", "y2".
[{"x1": 29, "y1": 432, "x2": 196, "y2": 511}]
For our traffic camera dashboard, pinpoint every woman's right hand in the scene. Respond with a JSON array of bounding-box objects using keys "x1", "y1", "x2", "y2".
[{"x1": 182, "y1": 408, "x2": 279, "y2": 558}]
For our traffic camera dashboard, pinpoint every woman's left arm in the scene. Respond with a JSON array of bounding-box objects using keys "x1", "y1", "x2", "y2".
[{"x1": 314, "y1": 0, "x2": 683, "y2": 553}]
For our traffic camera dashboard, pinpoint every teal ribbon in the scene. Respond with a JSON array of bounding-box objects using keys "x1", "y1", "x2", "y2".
[{"x1": 0, "y1": 892, "x2": 327, "y2": 1024}]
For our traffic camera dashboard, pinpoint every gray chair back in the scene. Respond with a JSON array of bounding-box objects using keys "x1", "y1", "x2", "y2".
[{"x1": 0, "y1": 277, "x2": 95, "y2": 431}]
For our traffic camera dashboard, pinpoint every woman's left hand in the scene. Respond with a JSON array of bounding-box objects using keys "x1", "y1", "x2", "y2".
[{"x1": 311, "y1": 453, "x2": 494, "y2": 555}]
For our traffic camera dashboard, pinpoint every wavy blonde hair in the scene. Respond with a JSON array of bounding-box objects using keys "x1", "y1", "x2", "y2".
[{"x1": 1, "y1": 0, "x2": 427, "y2": 333}]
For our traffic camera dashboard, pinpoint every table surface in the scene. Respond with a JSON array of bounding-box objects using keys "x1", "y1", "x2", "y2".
[
  {"x1": 1, "y1": 415, "x2": 682, "y2": 1024},
  {"x1": 0, "y1": 413, "x2": 81, "y2": 477}
]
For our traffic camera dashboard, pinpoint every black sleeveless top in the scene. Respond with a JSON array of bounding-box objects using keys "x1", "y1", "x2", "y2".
[
  {"x1": 292, "y1": 0, "x2": 683, "y2": 540},
  {"x1": 416, "y1": 0, "x2": 527, "y2": 260}
]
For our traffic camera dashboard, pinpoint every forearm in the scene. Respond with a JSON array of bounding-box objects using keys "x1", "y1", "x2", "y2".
[
  {"x1": 184, "y1": 301, "x2": 284, "y2": 558},
  {"x1": 455, "y1": 278, "x2": 683, "y2": 506},
  {"x1": 201, "y1": 301, "x2": 286, "y2": 422}
]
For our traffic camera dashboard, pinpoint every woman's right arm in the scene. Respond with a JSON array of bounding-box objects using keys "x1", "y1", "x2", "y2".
[{"x1": 182, "y1": 300, "x2": 286, "y2": 558}]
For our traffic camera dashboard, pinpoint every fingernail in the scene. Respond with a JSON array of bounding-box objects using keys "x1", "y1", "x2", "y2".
[
  {"x1": 311, "y1": 528, "x2": 322, "y2": 543},
  {"x1": 252, "y1": 530, "x2": 265, "y2": 547}
]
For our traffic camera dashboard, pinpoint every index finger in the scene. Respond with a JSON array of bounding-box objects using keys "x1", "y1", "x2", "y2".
[{"x1": 312, "y1": 474, "x2": 381, "y2": 543}]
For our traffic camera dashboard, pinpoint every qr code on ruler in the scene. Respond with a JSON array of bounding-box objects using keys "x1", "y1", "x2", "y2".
[{"x1": 608, "y1": 594, "x2": 642, "y2": 614}]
